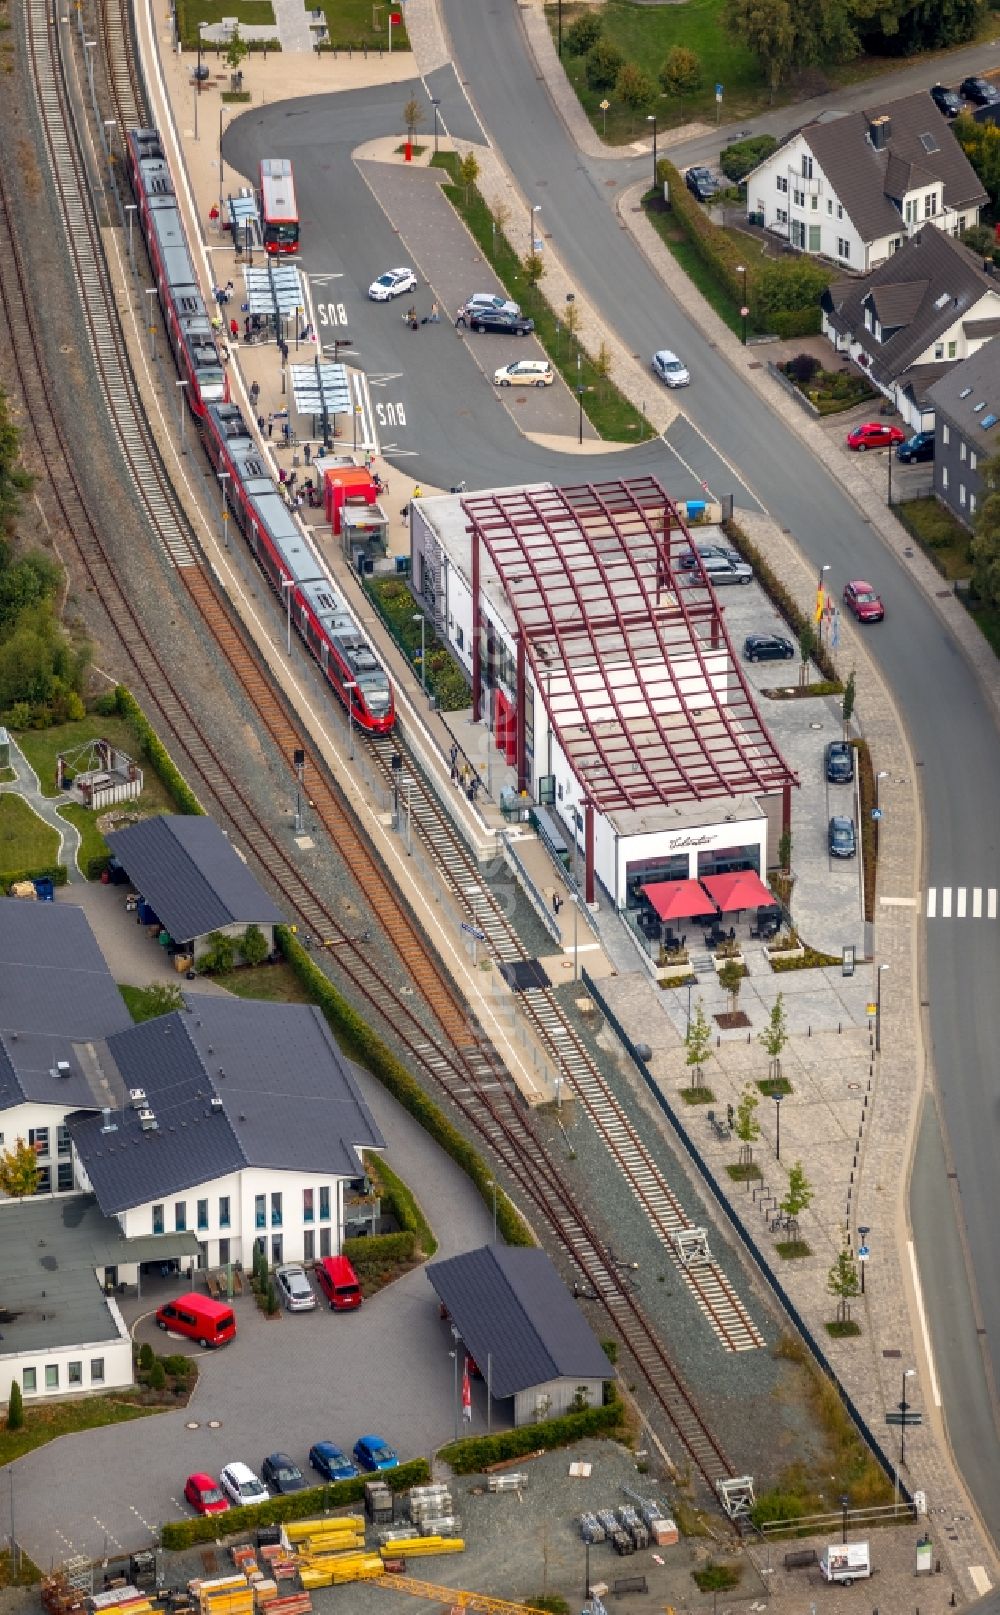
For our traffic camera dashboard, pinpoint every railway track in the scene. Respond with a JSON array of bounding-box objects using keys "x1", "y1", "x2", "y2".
[{"x1": 4, "y1": 0, "x2": 748, "y2": 1492}]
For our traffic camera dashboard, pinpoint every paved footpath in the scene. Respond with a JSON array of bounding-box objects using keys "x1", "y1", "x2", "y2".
[{"x1": 0, "y1": 738, "x2": 83, "y2": 881}]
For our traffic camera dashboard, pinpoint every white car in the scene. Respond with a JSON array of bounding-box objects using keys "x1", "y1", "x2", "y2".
[
  {"x1": 494, "y1": 359, "x2": 553, "y2": 388},
  {"x1": 274, "y1": 1263, "x2": 316, "y2": 1311},
  {"x1": 219, "y1": 1462, "x2": 270, "y2": 1507},
  {"x1": 652, "y1": 349, "x2": 690, "y2": 388},
  {"x1": 368, "y1": 267, "x2": 417, "y2": 301}
]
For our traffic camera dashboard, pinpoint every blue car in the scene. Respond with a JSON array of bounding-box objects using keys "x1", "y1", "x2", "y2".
[
  {"x1": 308, "y1": 1442, "x2": 359, "y2": 1482},
  {"x1": 896, "y1": 430, "x2": 934, "y2": 464},
  {"x1": 828, "y1": 816, "x2": 857, "y2": 859},
  {"x1": 353, "y1": 1435, "x2": 399, "y2": 1472}
]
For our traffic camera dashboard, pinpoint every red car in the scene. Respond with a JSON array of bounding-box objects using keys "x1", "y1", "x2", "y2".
[
  {"x1": 843, "y1": 579, "x2": 885, "y2": 622},
  {"x1": 846, "y1": 421, "x2": 906, "y2": 452},
  {"x1": 184, "y1": 1473, "x2": 230, "y2": 1515}
]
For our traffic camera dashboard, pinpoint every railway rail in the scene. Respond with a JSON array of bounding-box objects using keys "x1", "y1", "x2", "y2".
[{"x1": 4, "y1": 0, "x2": 746, "y2": 1492}]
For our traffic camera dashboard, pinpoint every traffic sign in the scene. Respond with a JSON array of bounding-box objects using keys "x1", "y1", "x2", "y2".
[
  {"x1": 866, "y1": 1002, "x2": 877, "y2": 1017},
  {"x1": 715, "y1": 82, "x2": 724, "y2": 98},
  {"x1": 858, "y1": 1245, "x2": 870, "y2": 1260},
  {"x1": 871, "y1": 807, "x2": 883, "y2": 820}
]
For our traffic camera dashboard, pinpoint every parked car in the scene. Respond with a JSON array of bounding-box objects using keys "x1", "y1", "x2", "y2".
[
  {"x1": 846, "y1": 421, "x2": 906, "y2": 452},
  {"x1": 367, "y1": 267, "x2": 417, "y2": 301},
  {"x1": 684, "y1": 165, "x2": 722, "y2": 202},
  {"x1": 314, "y1": 1255, "x2": 362, "y2": 1311},
  {"x1": 678, "y1": 542, "x2": 741, "y2": 570},
  {"x1": 184, "y1": 1473, "x2": 229, "y2": 1515},
  {"x1": 155, "y1": 1293, "x2": 236, "y2": 1348},
  {"x1": 960, "y1": 76, "x2": 1000, "y2": 106},
  {"x1": 309, "y1": 1441, "x2": 360, "y2": 1482},
  {"x1": 896, "y1": 430, "x2": 935, "y2": 464},
  {"x1": 468, "y1": 306, "x2": 534, "y2": 335},
  {"x1": 825, "y1": 741, "x2": 855, "y2": 784},
  {"x1": 843, "y1": 578, "x2": 885, "y2": 622},
  {"x1": 353, "y1": 1435, "x2": 399, "y2": 1472},
  {"x1": 685, "y1": 553, "x2": 753, "y2": 586},
  {"x1": 828, "y1": 816, "x2": 857, "y2": 858},
  {"x1": 930, "y1": 83, "x2": 963, "y2": 118},
  {"x1": 457, "y1": 294, "x2": 521, "y2": 325},
  {"x1": 219, "y1": 1463, "x2": 269, "y2": 1507},
  {"x1": 274, "y1": 1264, "x2": 317, "y2": 1312},
  {"x1": 651, "y1": 349, "x2": 690, "y2": 387},
  {"x1": 260, "y1": 1453, "x2": 306, "y2": 1494},
  {"x1": 743, "y1": 632, "x2": 794, "y2": 663},
  {"x1": 494, "y1": 359, "x2": 553, "y2": 388}
]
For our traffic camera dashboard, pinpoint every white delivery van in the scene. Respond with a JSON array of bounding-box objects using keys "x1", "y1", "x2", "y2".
[{"x1": 819, "y1": 1541, "x2": 871, "y2": 1584}]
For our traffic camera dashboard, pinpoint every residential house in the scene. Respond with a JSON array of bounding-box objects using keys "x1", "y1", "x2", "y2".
[
  {"x1": 926, "y1": 336, "x2": 1000, "y2": 523},
  {"x1": 822, "y1": 225, "x2": 1000, "y2": 430},
  {"x1": 68, "y1": 996, "x2": 385, "y2": 1271},
  {"x1": 105, "y1": 815, "x2": 285, "y2": 965},
  {"x1": 745, "y1": 91, "x2": 987, "y2": 271}
]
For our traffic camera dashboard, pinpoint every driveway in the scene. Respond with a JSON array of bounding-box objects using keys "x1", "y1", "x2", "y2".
[{"x1": 7, "y1": 1064, "x2": 495, "y2": 1564}]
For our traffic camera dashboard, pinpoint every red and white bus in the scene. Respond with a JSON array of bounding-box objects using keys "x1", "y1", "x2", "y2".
[{"x1": 259, "y1": 157, "x2": 300, "y2": 254}]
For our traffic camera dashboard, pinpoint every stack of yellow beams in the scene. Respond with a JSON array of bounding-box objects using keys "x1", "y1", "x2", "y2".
[
  {"x1": 378, "y1": 1538, "x2": 465, "y2": 1558},
  {"x1": 196, "y1": 1576, "x2": 254, "y2": 1615},
  {"x1": 298, "y1": 1556, "x2": 384, "y2": 1590},
  {"x1": 283, "y1": 1517, "x2": 364, "y2": 1545}
]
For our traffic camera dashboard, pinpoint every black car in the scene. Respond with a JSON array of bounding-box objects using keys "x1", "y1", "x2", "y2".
[
  {"x1": 468, "y1": 307, "x2": 535, "y2": 336},
  {"x1": 260, "y1": 1454, "x2": 306, "y2": 1495},
  {"x1": 743, "y1": 632, "x2": 794, "y2": 663},
  {"x1": 825, "y1": 741, "x2": 855, "y2": 784},
  {"x1": 684, "y1": 165, "x2": 722, "y2": 203},
  {"x1": 896, "y1": 430, "x2": 935, "y2": 464},
  {"x1": 930, "y1": 84, "x2": 962, "y2": 118},
  {"x1": 960, "y1": 75, "x2": 1000, "y2": 106},
  {"x1": 678, "y1": 542, "x2": 741, "y2": 570},
  {"x1": 828, "y1": 815, "x2": 857, "y2": 859}
]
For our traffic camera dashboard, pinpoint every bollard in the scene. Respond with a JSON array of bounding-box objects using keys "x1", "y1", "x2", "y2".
[
  {"x1": 839, "y1": 1021, "x2": 842, "y2": 1034},
  {"x1": 808, "y1": 1024, "x2": 811, "y2": 1036},
  {"x1": 747, "y1": 1032, "x2": 751, "y2": 1044}
]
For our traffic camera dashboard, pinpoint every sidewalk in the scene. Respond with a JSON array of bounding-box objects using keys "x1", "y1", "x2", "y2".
[{"x1": 0, "y1": 739, "x2": 83, "y2": 882}]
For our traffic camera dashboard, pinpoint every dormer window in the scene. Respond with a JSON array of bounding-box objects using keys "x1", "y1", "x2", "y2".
[
  {"x1": 864, "y1": 306, "x2": 873, "y2": 332},
  {"x1": 925, "y1": 191, "x2": 938, "y2": 218}
]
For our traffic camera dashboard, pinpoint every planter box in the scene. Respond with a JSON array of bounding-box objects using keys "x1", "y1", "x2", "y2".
[
  {"x1": 658, "y1": 960, "x2": 693, "y2": 985},
  {"x1": 766, "y1": 944, "x2": 804, "y2": 965},
  {"x1": 713, "y1": 952, "x2": 744, "y2": 972}
]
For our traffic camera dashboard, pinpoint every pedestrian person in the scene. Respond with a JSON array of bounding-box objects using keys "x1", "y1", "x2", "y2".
[
  {"x1": 229, "y1": 317, "x2": 239, "y2": 341},
  {"x1": 413, "y1": 485, "x2": 423, "y2": 500},
  {"x1": 282, "y1": 421, "x2": 292, "y2": 447},
  {"x1": 278, "y1": 467, "x2": 288, "y2": 486},
  {"x1": 429, "y1": 301, "x2": 440, "y2": 322},
  {"x1": 552, "y1": 892, "x2": 562, "y2": 915},
  {"x1": 250, "y1": 380, "x2": 260, "y2": 408},
  {"x1": 449, "y1": 741, "x2": 459, "y2": 776},
  {"x1": 257, "y1": 414, "x2": 266, "y2": 433},
  {"x1": 304, "y1": 442, "x2": 311, "y2": 464},
  {"x1": 214, "y1": 285, "x2": 226, "y2": 308},
  {"x1": 267, "y1": 415, "x2": 274, "y2": 438}
]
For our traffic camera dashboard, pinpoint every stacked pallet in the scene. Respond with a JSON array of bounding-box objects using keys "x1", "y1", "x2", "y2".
[
  {"x1": 88, "y1": 1594, "x2": 154, "y2": 1615},
  {"x1": 258, "y1": 1546, "x2": 297, "y2": 1583},
  {"x1": 297, "y1": 1557, "x2": 384, "y2": 1590},
  {"x1": 283, "y1": 1518, "x2": 365, "y2": 1550},
  {"x1": 364, "y1": 1481, "x2": 393, "y2": 1525},
  {"x1": 195, "y1": 1575, "x2": 254, "y2": 1615},
  {"x1": 378, "y1": 1537, "x2": 464, "y2": 1559}
]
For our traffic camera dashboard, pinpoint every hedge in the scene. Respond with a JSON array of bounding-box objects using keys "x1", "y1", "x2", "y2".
[
  {"x1": 4, "y1": 863, "x2": 67, "y2": 892},
  {"x1": 367, "y1": 1153, "x2": 437, "y2": 1258},
  {"x1": 113, "y1": 686, "x2": 204, "y2": 816},
  {"x1": 722, "y1": 517, "x2": 840, "y2": 685},
  {"x1": 276, "y1": 928, "x2": 534, "y2": 1248},
  {"x1": 86, "y1": 852, "x2": 113, "y2": 880},
  {"x1": 343, "y1": 1229, "x2": 415, "y2": 1265},
  {"x1": 437, "y1": 1400, "x2": 624, "y2": 1474},
  {"x1": 159, "y1": 1459, "x2": 430, "y2": 1548}
]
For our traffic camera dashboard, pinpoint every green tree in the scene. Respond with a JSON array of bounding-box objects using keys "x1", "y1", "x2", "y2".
[
  {"x1": 722, "y1": 0, "x2": 796, "y2": 96},
  {"x1": 524, "y1": 251, "x2": 546, "y2": 288},
  {"x1": 200, "y1": 931, "x2": 237, "y2": 973},
  {"x1": 798, "y1": 620, "x2": 816, "y2": 687},
  {"x1": 685, "y1": 1000, "x2": 712, "y2": 1088},
  {"x1": 659, "y1": 45, "x2": 702, "y2": 96},
  {"x1": 781, "y1": 1160, "x2": 813, "y2": 1223},
  {"x1": 594, "y1": 340, "x2": 612, "y2": 395},
  {"x1": 148, "y1": 1359, "x2": 167, "y2": 1392},
  {"x1": 565, "y1": 12, "x2": 601, "y2": 53},
  {"x1": 720, "y1": 133, "x2": 779, "y2": 183},
  {"x1": 129, "y1": 982, "x2": 184, "y2": 1022},
  {"x1": 0, "y1": 391, "x2": 33, "y2": 528},
  {"x1": 585, "y1": 38, "x2": 625, "y2": 90},
  {"x1": 563, "y1": 299, "x2": 581, "y2": 350},
  {"x1": 759, "y1": 993, "x2": 789, "y2": 1084},
  {"x1": 971, "y1": 451, "x2": 1000, "y2": 608},
  {"x1": 458, "y1": 151, "x2": 479, "y2": 204},
  {"x1": 718, "y1": 957, "x2": 744, "y2": 1015},
  {"x1": 402, "y1": 96, "x2": 424, "y2": 143},
  {"x1": 827, "y1": 1243, "x2": 860, "y2": 1324},
  {"x1": 240, "y1": 923, "x2": 269, "y2": 967},
  {"x1": 266, "y1": 1278, "x2": 280, "y2": 1316},
  {"x1": 0, "y1": 1137, "x2": 39, "y2": 1201},
  {"x1": 734, "y1": 1085, "x2": 760, "y2": 1165},
  {"x1": 6, "y1": 1380, "x2": 23, "y2": 1431},
  {"x1": 614, "y1": 62, "x2": 656, "y2": 113},
  {"x1": 224, "y1": 24, "x2": 249, "y2": 72},
  {"x1": 841, "y1": 668, "x2": 856, "y2": 737},
  {"x1": 138, "y1": 1341, "x2": 155, "y2": 1371},
  {"x1": 777, "y1": 827, "x2": 792, "y2": 873}
]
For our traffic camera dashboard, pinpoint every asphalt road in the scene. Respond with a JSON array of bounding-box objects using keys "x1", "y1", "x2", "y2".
[{"x1": 224, "y1": 33, "x2": 1000, "y2": 1541}]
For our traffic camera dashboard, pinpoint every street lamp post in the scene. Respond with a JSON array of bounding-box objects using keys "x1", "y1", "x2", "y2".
[
  {"x1": 900, "y1": 1368, "x2": 916, "y2": 1468},
  {"x1": 145, "y1": 288, "x2": 157, "y2": 361},
  {"x1": 577, "y1": 351, "x2": 583, "y2": 446},
  {"x1": 647, "y1": 113, "x2": 657, "y2": 191},
  {"x1": 840, "y1": 1494, "x2": 849, "y2": 1544},
  {"x1": 217, "y1": 470, "x2": 231, "y2": 548},
  {"x1": 875, "y1": 962, "x2": 889, "y2": 1054},
  {"x1": 875, "y1": 769, "x2": 889, "y2": 813},
  {"x1": 488, "y1": 1178, "x2": 497, "y2": 1243},
  {"x1": 345, "y1": 679, "x2": 358, "y2": 760},
  {"x1": 857, "y1": 1223, "x2": 870, "y2": 1295},
  {"x1": 431, "y1": 98, "x2": 441, "y2": 157},
  {"x1": 736, "y1": 263, "x2": 748, "y2": 347},
  {"x1": 565, "y1": 290, "x2": 575, "y2": 354},
  {"x1": 219, "y1": 107, "x2": 229, "y2": 221},
  {"x1": 817, "y1": 562, "x2": 831, "y2": 641},
  {"x1": 557, "y1": 0, "x2": 563, "y2": 56},
  {"x1": 528, "y1": 203, "x2": 541, "y2": 260},
  {"x1": 281, "y1": 577, "x2": 294, "y2": 655},
  {"x1": 175, "y1": 379, "x2": 189, "y2": 453},
  {"x1": 773, "y1": 1091, "x2": 783, "y2": 1160},
  {"x1": 449, "y1": 1348, "x2": 459, "y2": 1443},
  {"x1": 125, "y1": 203, "x2": 137, "y2": 274},
  {"x1": 569, "y1": 801, "x2": 582, "y2": 980},
  {"x1": 412, "y1": 613, "x2": 426, "y2": 692}
]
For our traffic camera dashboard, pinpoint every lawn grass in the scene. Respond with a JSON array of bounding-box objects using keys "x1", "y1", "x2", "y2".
[
  {"x1": 680, "y1": 1085, "x2": 714, "y2": 1104},
  {"x1": 174, "y1": 0, "x2": 277, "y2": 50},
  {"x1": 895, "y1": 495, "x2": 972, "y2": 581},
  {"x1": 757, "y1": 1076, "x2": 792, "y2": 1096},
  {"x1": 57, "y1": 801, "x2": 109, "y2": 875},
  {"x1": 213, "y1": 960, "x2": 313, "y2": 1003},
  {"x1": 643, "y1": 206, "x2": 749, "y2": 339},
  {"x1": 13, "y1": 714, "x2": 176, "y2": 809},
  {"x1": 432, "y1": 154, "x2": 655, "y2": 444},
  {"x1": 726, "y1": 1161, "x2": 762, "y2": 1182},
  {"x1": 776, "y1": 1238, "x2": 812, "y2": 1259},
  {"x1": 826, "y1": 1318, "x2": 862, "y2": 1338},
  {"x1": 312, "y1": 0, "x2": 410, "y2": 52},
  {"x1": 0, "y1": 1394, "x2": 166, "y2": 1468},
  {"x1": 0, "y1": 796, "x2": 60, "y2": 881},
  {"x1": 967, "y1": 599, "x2": 1000, "y2": 657}
]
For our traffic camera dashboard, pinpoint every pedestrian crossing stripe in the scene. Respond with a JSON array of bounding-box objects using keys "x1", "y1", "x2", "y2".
[{"x1": 926, "y1": 888, "x2": 998, "y2": 918}]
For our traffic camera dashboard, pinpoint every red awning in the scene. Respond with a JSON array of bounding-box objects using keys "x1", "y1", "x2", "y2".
[
  {"x1": 700, "y1": 870, "x2": 777, "y2": 913},
  {"x1": 641, "y1": 879, "x2": 719, "y2": 923}
]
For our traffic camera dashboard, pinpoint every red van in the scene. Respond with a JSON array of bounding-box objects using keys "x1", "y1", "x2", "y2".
[
  {"x1": 314, "y1": 1256, "x2": 362, "y2": 1311},
  {"x1": 155, "y1": 1293, "x2": 237, "y2": 1348}
]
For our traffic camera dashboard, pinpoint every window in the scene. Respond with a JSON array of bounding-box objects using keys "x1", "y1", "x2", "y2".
[
  {"x1": 792, "y1": 187, "x2": 804, "y2": 208},
  {"x1": 827, "y1": 198, "x2": 833, "y2": 215},
  {"x1": 36, "y1": 1165, "x2": 51, "y2": 1195},
  {"x1": 91, "y1": 1358, "x2": 105, "y2": 1384},
  {"x1": 303, "y1": 1187, "x2": 315, "y2": 1224},
  {"x1": 45, "y1": 1365, "x2": 59, "y2": 1390},
  {"x1": 970, "y1": 451, "x2": 977, "y2": 471},
  {"x1": 455, "y1": 625, "x2": 464, "y2": 652},
  {"x1": 303, "y1": 1229, "x2": 315, "y2": 1262},
  {"x1": 890, "y1": 237, "x2": 902, "y2": 254},
  {"x1": 948, "y1": 341, "x2": 957, "y2": 359},
  {"x1": 319, "y1": 1185, "x2": 331, "y2": 1221},
  {"x1": 68, "y1": 1362, "x2": 82, "y2": 1387},
  {"x1": 905, "y1": 198, "x2": 917, "y2": 224},
  {"x1": 219, "y1": 1237, "x2": 230, "y2": 1266},
  {"x1": 935, "y1": 343, "x2": 945, "y2": 360},
  {"x1": 802, "y1": 154, "x2": 813, "y2": 178},
  {"x1": 271, "y1": 1234, "x2": 283, "y2": 1264},
  {"x1": 924, "y1": 192, "x2": 938, "y2": 218},
  {"x1": 942, "y1": 466, "x2": 949, "y2": 489},
  {"x1": 197, "y1": 1199, "x2": 208, "y2": 1231},
  {"x1": 271, "y1": 1192, "x2": 283, "y2": 1228},
  {"x1": 22, "y1": 1368, "x2": 36, "y2": 1393},
  {"x1": 29, "y1": 1127, "x2": 50, "y2": 1159},
  {"x1": 57, "y1": 1125, "x2": 70, "y2": 1157},
  {"x1": 255, "y1": 1194, "x2": 266, "y2": 1229},
  {"x1": 810, "y1": 195, "x2": 818, "y2": 211},
  {"x1": 174, "y1": 1202, "x2": 187, "y2": 1233},
  {"x1": 970, "y1": 493, "x2": 977, "y2": 515},
  {"x1": 808, "y1": 225, "x2": 821, "y2": 251},
  {"x1": 960, "y1": 441, "x2": 967, "y2": 462},
  {"x1": 942, "y1": 423, "x2": 950, "y2": 445},
  {"x1": 776, "y1": 207, "x2": 788, "y2": 225},
  {"x1": 319, "y1": 1226, "x2": 332, "y2": 1258},
  {"x1": 960, "y1": 483, "x2": 967, "y2": 507},
  {"x1": 776, "y1": 174, "x2": 788, "y2": 193},
  {"x1": 837, "y1": 203, "x2": 843, "y2": 220},
  {"x1": 57, "y1": 1161, "x2": 73, "y2": 1192},
  {"x1": 152, "y1": 1204, "x2": 164, "y2": 1235},
  {"x1": 791, "y1": 220, "x2": 805, "y2": 248},
  {"x1": 865, "y1": 306, "x2": 874, "y2": 332},
  {"x1": 219, "y1": 1195, "x2": 231, "y2": 1229},
  {"x1": 837, "y1": 239, "x2": 850, "y2": 261}
]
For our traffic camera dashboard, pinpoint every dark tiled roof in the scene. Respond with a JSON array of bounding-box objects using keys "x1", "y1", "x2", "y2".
[
  {"x1": 799, "y1": 91, "x2": 987, "y2": 244},
  {"x1": 898, "y1": 361, "x2": 954, "y2": 407},
  {"x1": 927, "y1": 335, "x2": 1000, "y2": 451},
  {"x1": 825, "y1": 226, "x2": 998, "y2": 387},
  {"x1": 963, "y1": 316, "x2": 1000, "y2": 339},
  {"x1": 869, "y1": 281, "x2": 927, "y2": 330},
  {"x1": 426, "y1": 1245, "x2": 612, "y2": 1398},
  {"x1": 69, "y1": 998, "x2": 384, "y2": 1213},
  {"x1": 105, "y1": 816, "x2": 285, "y2": 943}
]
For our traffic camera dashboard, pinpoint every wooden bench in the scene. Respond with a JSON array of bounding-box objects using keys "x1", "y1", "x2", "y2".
[{"x1": 783, "y1": 1548, "x2": 818, "y2": 1571}]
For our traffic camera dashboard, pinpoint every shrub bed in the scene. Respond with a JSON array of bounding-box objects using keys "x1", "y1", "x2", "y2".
[
  {"x1": 114, "y1": 686, "x2": 203, "y2": 815},
  {"x1": 160, "y1": 1459, "x2": 430, "y2": 1548},
  {"x1": 365, "y1": 579, "x2": 469, "y2": 711},
  {"x1": 438, "y1": 1400, "x2": 623, "y2": 1474},
  {"x1": 770, "y1": 945, "x2": 841, "y2": 971},
  {"x1": 276, "y1": 928, "x2": 534, "y2": 1247},
  {"x1": 3, "y1": 861, "x2": 67, "y2": 893},
  {"x1": 722, "y1": 517, "x2": 840, "y2": 684},
  {"x1": 854, "y1": 737, "x2": 876, "y2": 924},
  {"x1": 366, "y1": 1153, "x2": 437, "y2": 1258}
]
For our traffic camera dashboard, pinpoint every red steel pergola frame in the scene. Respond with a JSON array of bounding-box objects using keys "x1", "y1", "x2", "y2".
[{"x1": 464, "y1": 477, "x2": 796, "y2": 901}]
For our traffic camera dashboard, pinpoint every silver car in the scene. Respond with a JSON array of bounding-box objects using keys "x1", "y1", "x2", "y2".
[
  {"x1": 652, "y1": 349, "x2": 690, "y2": 387},
  {"x1": 274, "y1": 1264, "x2": 317, "y2": 1312}
]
